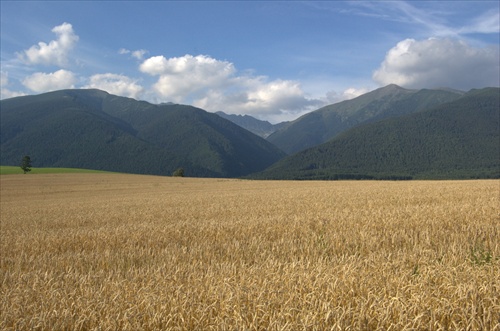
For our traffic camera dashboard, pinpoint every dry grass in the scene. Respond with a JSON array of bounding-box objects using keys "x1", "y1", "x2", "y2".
[{"x1": 1, "y1": 174, "x2": 499, "y2": 330}]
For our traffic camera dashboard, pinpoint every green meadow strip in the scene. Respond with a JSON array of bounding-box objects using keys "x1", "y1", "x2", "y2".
[{"x1": 0, "y1": 166, "x2": 111, "y2": 175}]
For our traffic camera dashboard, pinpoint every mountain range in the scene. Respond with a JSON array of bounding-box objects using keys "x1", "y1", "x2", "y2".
[
  {"x1": 0, "y1": 89, "x2": 285, "y2": 177},
  {"x1": 1, "y1": 85, "x2": 498, "y2": 180}
]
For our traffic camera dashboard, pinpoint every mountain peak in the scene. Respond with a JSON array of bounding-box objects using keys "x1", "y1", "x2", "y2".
[
  {"x1": 267, "y1": 85, "x2": 465, "y2": 154},
  {"x1": 367, "y1": 84, "x2": 413, "y2": 98},
  {"x1": 383, "y1": 83, "x2": 405, "y2": 90}
]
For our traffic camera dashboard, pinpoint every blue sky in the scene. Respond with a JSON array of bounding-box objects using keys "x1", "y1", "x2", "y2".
[{"x1": 1, "y1": 1, "x2": 499, "y2": 122}]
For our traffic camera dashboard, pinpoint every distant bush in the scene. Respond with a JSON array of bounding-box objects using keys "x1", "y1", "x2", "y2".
[{"x1": 172, "y1": 168, "x2": 185, "y2": 177}]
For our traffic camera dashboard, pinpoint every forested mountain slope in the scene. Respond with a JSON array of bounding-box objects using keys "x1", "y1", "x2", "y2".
[
  {"x1": 0, "y1": 89, "x2": 286, "y2": 177},
  {"x1": 267, "y1": 84, "x2": 464, "y2": 154},
  {"x1": 252, "y1": 88, "x2": 499, "y2": 180}
]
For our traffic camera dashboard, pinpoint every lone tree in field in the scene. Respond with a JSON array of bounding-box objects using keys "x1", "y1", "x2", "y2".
[
  {"x1": 172, "y1": 167, "x2": 185, "y2": 177},
  {"x1": 20, "y1": 155, "x2": 32, "y2": 174}
]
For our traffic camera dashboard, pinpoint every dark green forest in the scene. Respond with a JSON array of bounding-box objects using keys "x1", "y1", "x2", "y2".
[
  {"x1": 267, "y1": 84, "x2": 464, "y2": 154},
  {"x1": 251, "y1": 88, "x2": 499, "y2": 180},
  {"x1": 0, "y1": 89, "x2": 286, "y2": 177}
]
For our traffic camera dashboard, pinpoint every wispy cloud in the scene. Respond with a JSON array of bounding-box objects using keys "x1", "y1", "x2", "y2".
[
  {"x1": 458, "y1": 8, "x2": 500, "y2": 34},
  {"x1": 346, "y1": 1, "x2": 498, "y2": 38},
  {"x1": 388, "y1": 1, "x2": 456, "y2": 36},
  {"x1": 0, "y1": 71, "x2": 26, "y2": 99},
  {"x1": 119, "y1": 48, "x2": 149, "y2": 60}
]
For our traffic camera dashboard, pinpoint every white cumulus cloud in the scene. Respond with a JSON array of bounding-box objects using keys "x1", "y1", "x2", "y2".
[
  {"x1": 22, "y1": 69, "x2": 77, "y2": 92},
  {"x1": 84, "y1": 73, "x2": 144, "y2": 99},
  {"x1": 140, "y1": 54, "x2": 236, "y2": 102},
  {"x1": 140, "y1": 54, "x2": 322, "y2": 121},
  {"x1": 20, "y1": 22, "x2": 79, "y2": 67},
  {"x1": 194, "y1": 78, "x2": 321, "y2": 118},
  {"x1": 373, "y1": 38, "x2": 500, "y2": 90}
]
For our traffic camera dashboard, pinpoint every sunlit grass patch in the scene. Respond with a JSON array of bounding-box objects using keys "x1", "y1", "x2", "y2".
[{"x1": 0, "y1": 165, "x2": 111, "y2": 175}]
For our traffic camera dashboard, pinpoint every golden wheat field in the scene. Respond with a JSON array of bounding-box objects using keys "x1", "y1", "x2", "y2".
[{"x1": 0, "y1": 173, "x2": 499, "y2": 330}]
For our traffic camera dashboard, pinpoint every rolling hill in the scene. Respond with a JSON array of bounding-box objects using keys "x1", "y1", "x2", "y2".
[
  {"x1": 267, "y1": 84, "x2": 464, "y2": 154},
  {"x1": 251, "y1": 88, "x2": 499, "y2": 180},
  {"x1": 0, "y1": 89, "x2": 286, "y2": 177}
]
